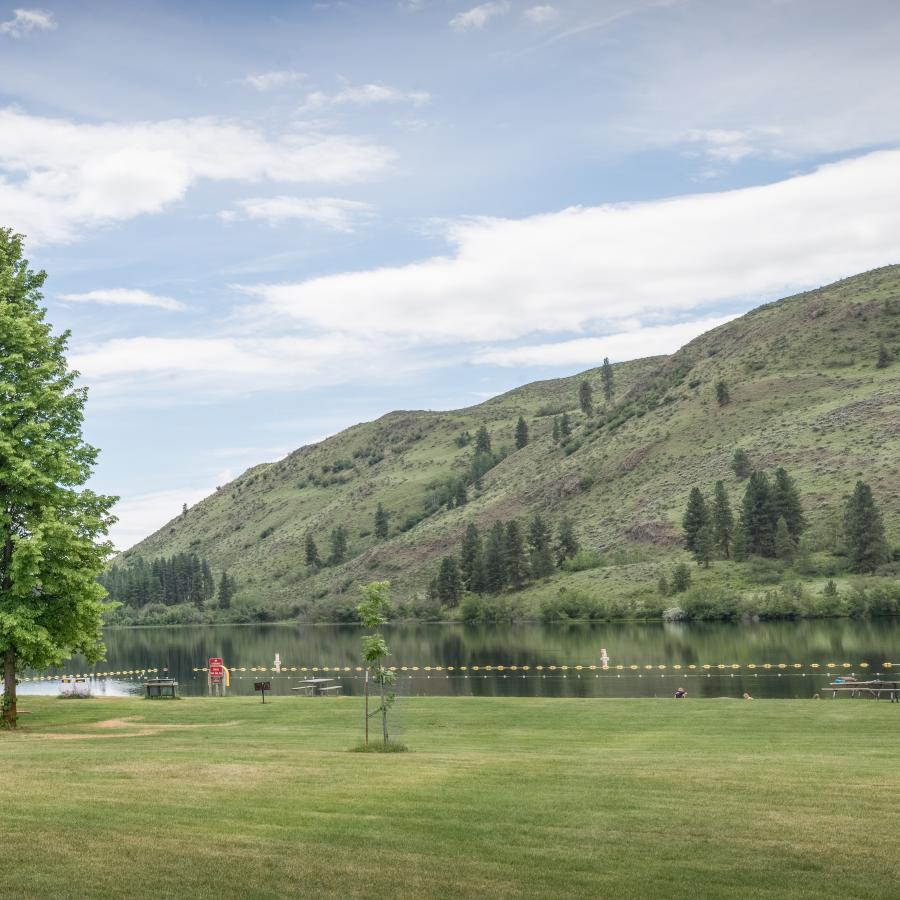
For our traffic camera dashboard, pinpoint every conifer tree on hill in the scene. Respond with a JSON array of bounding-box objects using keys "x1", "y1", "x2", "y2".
[
  {"x1": 374, "y1": 503, "x2": 389, "y2": 540},
  {"x1": 601, "y1": 357, "x2": 614, "y2": 403},
  {"x1": 515, "y1": 416, "x2": 529, "y2": 449},
  {"x1": 771, "y1": 468, "x2": 806, "y2": 541},
  {"x1": 0, "y1": 230, "x2": 116, "y2": 727},
  {"x1": 739, "y1": 471, "x2": 776, "y2": 557},
  {"x1": 305, "y1": 533, "x2": 321, "y2": 569},
  {"x1": 437, "y1": 556, "x2": 463, "y2": 606},
  {"x1": 527, "y1": 515, "x2": 555, "y2": 579},
  {"x1": 682, "y1": 487, "x2": 709, "y2": 553},
  {"x1": 555, "y1": 518, "x2": 579, "y2": 566},
  {"x1": 475, "y1": 425, "x2": 492, "y2": 454},
  {"x1": 329, "y1": 525, "x2": 349, "y2": 566},
  {"x1": 711, "y1": 480, "x2": 734, "y2": 559},
  {"x1": 559, "y1": 412, "x2": 572, "y2": 438},
  {"x1": 484, "y1": 521, "x2": 507, "y2": 593},
  {"x1": 843, "y1": 481, "x2": 890, "y2": 573},
  {"x1": 504, "y1": 520, "x2": 528, "y2": 589},
  {"x1": 579, "y1": 380, "x2": 593, "y2": 417},
  {"x1": 460, "y1": 523, "x2": 486, "y2": 594}
]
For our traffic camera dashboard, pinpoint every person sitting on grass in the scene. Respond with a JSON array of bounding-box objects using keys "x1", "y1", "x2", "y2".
[
  {"x1": 742, "y1": 692, "x2": 753, "y2": 700},
  {"x1": 674, "y1": 687, "x2": 687, "y2": 699}
]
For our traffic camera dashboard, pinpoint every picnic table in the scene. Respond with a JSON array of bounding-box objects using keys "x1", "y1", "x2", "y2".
[
  {"x1": 291, "y1": 678, "x2": 342, "y2": 697},
  {"x1": 145, "y1": 678, "x2": 178, "y2": 699},
  {"x1": 825, "y1": 679, "x2": 899, "y2": 702}
]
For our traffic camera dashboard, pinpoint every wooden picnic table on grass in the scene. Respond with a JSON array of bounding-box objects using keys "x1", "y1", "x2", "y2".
[
  {"x1": 291, "y1": 678, "x2": 342, "y2": 697},
  {"x1": 826, "y1": 680, "x2": 900, "y2": 702}
]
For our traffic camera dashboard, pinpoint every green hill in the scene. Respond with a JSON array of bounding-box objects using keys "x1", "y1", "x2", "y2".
[{"x1": 114, "y1": 266, "x2": 900, "y2": 622}]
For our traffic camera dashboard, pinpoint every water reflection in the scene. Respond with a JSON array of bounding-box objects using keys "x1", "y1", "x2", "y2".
[{"x1": 21, "y1": 619, "x2": 900, "y2": 699}]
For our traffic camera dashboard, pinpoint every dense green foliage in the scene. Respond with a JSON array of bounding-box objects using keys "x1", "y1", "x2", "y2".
[
  {"x1": 0, "y1": 230, "x2": 116, "y2": 726},
  {"x1": 98, "y1": 552, "x2": 215, "y2": 608}
]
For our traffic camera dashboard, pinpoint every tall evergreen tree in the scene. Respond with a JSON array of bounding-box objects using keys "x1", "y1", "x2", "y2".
[
  {"x1": 774, "y1": 516, "x2": 795, "y2": 562},
  {"x1": 711, "y1": 481, "x2": 734, "y2": 559},
  {"x1": 475, "y1": 425, "x2": 492, "y2": 454},
  {"x1": 579, "y1": 380, "x2": 593, "y2": 417},
  {"x1": 454, "y1": 481, "x2": 468, "y2": 507},
  {"x1": 693, "y1": 521, "x2": 714, "y2": 568},
  {"x1": 460, "y1": 523, "x2": 486, "y2": 594},
  {"x1": 504, "y1": 520, "x2": 528, "y2": 589},
  {"x1": 731, "y1": 448, "x2": 751, "y2": 479},
  {"x1": 555, "y1": 518, "x2": 580, "y2": 566},
  {"x1": 484, "y1": 521, "x2": 508, "y2": 593},
  {"x1": 305, "y1": 534, "x2": 321, "y2": 569},
  {"x1": 0, "y1": 230, "x2": 117, "y2": 727},
  {"x1": 374, "y1": 503, "x2": 389, "y2": 540},
  {"x1": 843, "y1": 481, "x2": 890, "y2": 573},
  {"x1": 328, "y1": 525, "x2": 349, "y2": 566},
  {"x1": 876, "y1": 343, "x2": 892, "y2": 369},
  {"x1": 739, "y1": 471, "x2": 776, "y2": 557},
  {"x1": 682, "y1": 487, "x2": 709, "y2": 553},
  {"x1": 217, "y1": 571, "x2": 235, "y2": 609},
  {"x1": 601, "y1": 357, "x2": 614, "y2": 403},
  {"x1": 515, "y1": 416, "x2": 529, "y2": 449},
  {"x1": 559, "y1": 412, "x2": 572, "y2": 437},
  {"x1": 527, "y1": 515, "x2": 555, "y2": 578},
  {"x1": 436, "y1": 556, "x2": 463, "y2": 606},
  {"x1": 771, "y1": 468, "x2": 806, "y2": 541},
  {"x1": 552, "y1": 417, "x2": 560, "y2": 442}
]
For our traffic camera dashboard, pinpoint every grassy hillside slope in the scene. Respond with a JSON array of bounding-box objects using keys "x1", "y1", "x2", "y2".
[{"x1": 120, "y1": 266, "x2": 900, "y2": 619}]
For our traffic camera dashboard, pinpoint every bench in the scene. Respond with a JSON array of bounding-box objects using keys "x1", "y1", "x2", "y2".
[
  {"x1": 827, "y1": 680, "x2": 899, "y2": 702},
  {"x1": 319, "y1": 685, "x2": 343, "y2": 695}
]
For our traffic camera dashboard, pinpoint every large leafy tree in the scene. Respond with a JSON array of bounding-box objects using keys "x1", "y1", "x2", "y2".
[{"x1": 1, "y1": 230, "x2": 116, "y2": 727}]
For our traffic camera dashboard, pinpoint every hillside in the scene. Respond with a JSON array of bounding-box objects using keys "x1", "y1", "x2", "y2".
[{"x1": 116, "y1": 266, "x2": 900, "y2": 621}]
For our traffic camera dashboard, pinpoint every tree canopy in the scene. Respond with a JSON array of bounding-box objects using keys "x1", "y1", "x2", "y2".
[{"x1": 0, "y1": 229, "x2": 116, "y2": 727}]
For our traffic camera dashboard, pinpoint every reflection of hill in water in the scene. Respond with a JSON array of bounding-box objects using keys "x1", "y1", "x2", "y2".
[{"x1": 31, "y1": 620, "x2": 900, "y2": 700}]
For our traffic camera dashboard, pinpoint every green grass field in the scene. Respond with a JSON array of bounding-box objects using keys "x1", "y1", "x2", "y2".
[{"x1": 3, "y1": 696, "x2": 898, "y2": 899}]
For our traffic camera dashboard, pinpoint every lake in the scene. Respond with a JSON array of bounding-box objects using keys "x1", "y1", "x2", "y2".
[{"x1": 18, "y1": 618, "x2": 900, "y2": 699}]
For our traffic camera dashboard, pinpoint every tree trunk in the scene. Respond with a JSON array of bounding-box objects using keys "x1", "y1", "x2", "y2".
[
  {"x1": 380, "y1": 677, "x2": 388, "y2": 746},
  {"x1": 2, "y1": 646, "x2": 16, "y2": 728}
]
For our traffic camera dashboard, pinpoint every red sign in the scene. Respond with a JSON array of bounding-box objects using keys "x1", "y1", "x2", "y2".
[{"x1": 209, "y1": 657, "x2": 224, "y2": 677}]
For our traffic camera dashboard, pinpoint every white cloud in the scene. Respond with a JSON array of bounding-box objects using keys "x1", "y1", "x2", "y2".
[
  {"x1": 220, "y1": 196, "x2": 375, "y2": 231},
  {"x1": 242, "y1": 150, "x2": 900, "y2": 343},
  {"x1": 109, "y1": 487, "x2": 212, "y2": 552},
  {"x1": 241, "y1": 70, "x2": 305, "y2": 91},
  {"x1": 301, "y1": 83, "x2": 430, "y2": 111},
  {"x1": 524, "y1": 5, "x2": 558, "y2": 25},
  {"x1": 472, "y1": 316, "x2": 737, "y2": 366},
  {"x1": 0, "y1": 8, "x2": 56, "y2": 38},
  {"x1": 450, "y1": 1, "x2": 510, "y2": 31},
  {"x1": 0, "y1": 108, "x2": 392, "y2": 245},
  {"x1": 59, "y1": 288, "x2": 186, "y2": 311}
]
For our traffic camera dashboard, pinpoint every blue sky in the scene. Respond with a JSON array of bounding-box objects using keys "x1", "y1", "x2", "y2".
[{"x1": 2, "y1": 0, "x2": 899, "y2": 548}]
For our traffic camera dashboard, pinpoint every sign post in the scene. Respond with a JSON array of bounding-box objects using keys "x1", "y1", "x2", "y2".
[
  {"x1": 209, "y1": 658, "x2": 225, "y2": 696},
  {"x1": 255, "y1": 681, "x2": 271, "y2": 703}
]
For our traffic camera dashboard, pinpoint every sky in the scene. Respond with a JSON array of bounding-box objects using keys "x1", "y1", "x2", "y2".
[{"x1": 2, "y1": 0, "x2": 900, "y2": 549}]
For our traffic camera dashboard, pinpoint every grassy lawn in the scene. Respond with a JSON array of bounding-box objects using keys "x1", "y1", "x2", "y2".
[{"x1": 3, "y1": 696, "x2": 898, "y2": 899}]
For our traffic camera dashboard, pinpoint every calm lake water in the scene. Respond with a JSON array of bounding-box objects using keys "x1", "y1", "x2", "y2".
[{"x1": 19, "y1": 619, "x2": 900, "y2": 699}]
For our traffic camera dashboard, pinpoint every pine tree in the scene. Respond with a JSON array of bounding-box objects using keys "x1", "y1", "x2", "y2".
[
  {"x1": 515, "y1": 416, "x2": 529, "y2": 449},
  {"x1": 217, "y1": 571, "x2": 235, "y2": 609},
  {"x1": 682, "y1": 487, "x2": 709, "y2": 552},
  {"x1": 601, "y1": 357, "x2": 614, "y2": 403},
  {"x1": 552, "y1": 417, "x2": 560, "y2": 442},
  {"x1": 579, "y1": 380, "x2": 593, "y2": 417},
  {"x1": 771, "y1": 468, "x2": 805, "y2": 541},
  {"x1": 739, "y1": 471, "x2": 776, "y2": 557},
  {"x1": 711, "y1": 481, "x2": 734, "y2": 559},
  {"x1": 374, "y1": 503, "x2": 389, "y2": 540},
  {"x1": 484, "y1": 521, "x2": 508, "y2": 593},
  {"x1": 0, "y1": 230, "x2": 116, "y2": 727},
  {"x1": 693, "y1": 522, "x2": 714, "y2": 568},
  {"x1": 731, "y1": 448, "x2": 751, "y2": 479},
  {"x1": 454, "y1": 481, "x2": 468, "y2": 507},
  {"x1": 731, "y1": 524, "x2": 748, "y2": 562},
  {"x1": 329, "y1": 525, "x2": 349, "y2": 566},
  {"x1": 876, "y1": 343, "x2": 892, "y2": 369},
  {"x1": 670, "y1": 563, "x2": 692, "y2": 593},
  {"x1": 436, "y1": 557, "x2": 463, "y2": 606},
  {"x1": 460, "y1": 523, "x2": 485, "y2": 593},
  {"x1": 504, "y1": 520, "x2": 528, "y2": 589},
  {"x1": 305, "y1": 534, "x2": 321, "y2": 569},
  {"x1": 559, "y1": 412, "x2": 572, "y2": 437},
  {"x1": 843, "y1": 481, "x2": 890, "y2": 573},
  {"x1": 774, "y1": 516, "x2": 795, "y2": 562},
  {"x1": 555, "y1": 518, "x2": 580, "y2": 566},
  {"x1": 527, "y1": 515, "x2": 555, "y2": 578},
  {"x1": 475, "y1": 425, "x2": 492, "y2": 454},
  {"x1": 715, "y1": 380, "x2": 730, "y2": 406}
]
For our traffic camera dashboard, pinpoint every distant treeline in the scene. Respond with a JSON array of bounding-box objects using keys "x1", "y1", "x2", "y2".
[{"x1": 100, "y1": 553, "x2": 217, "y2": 608}]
